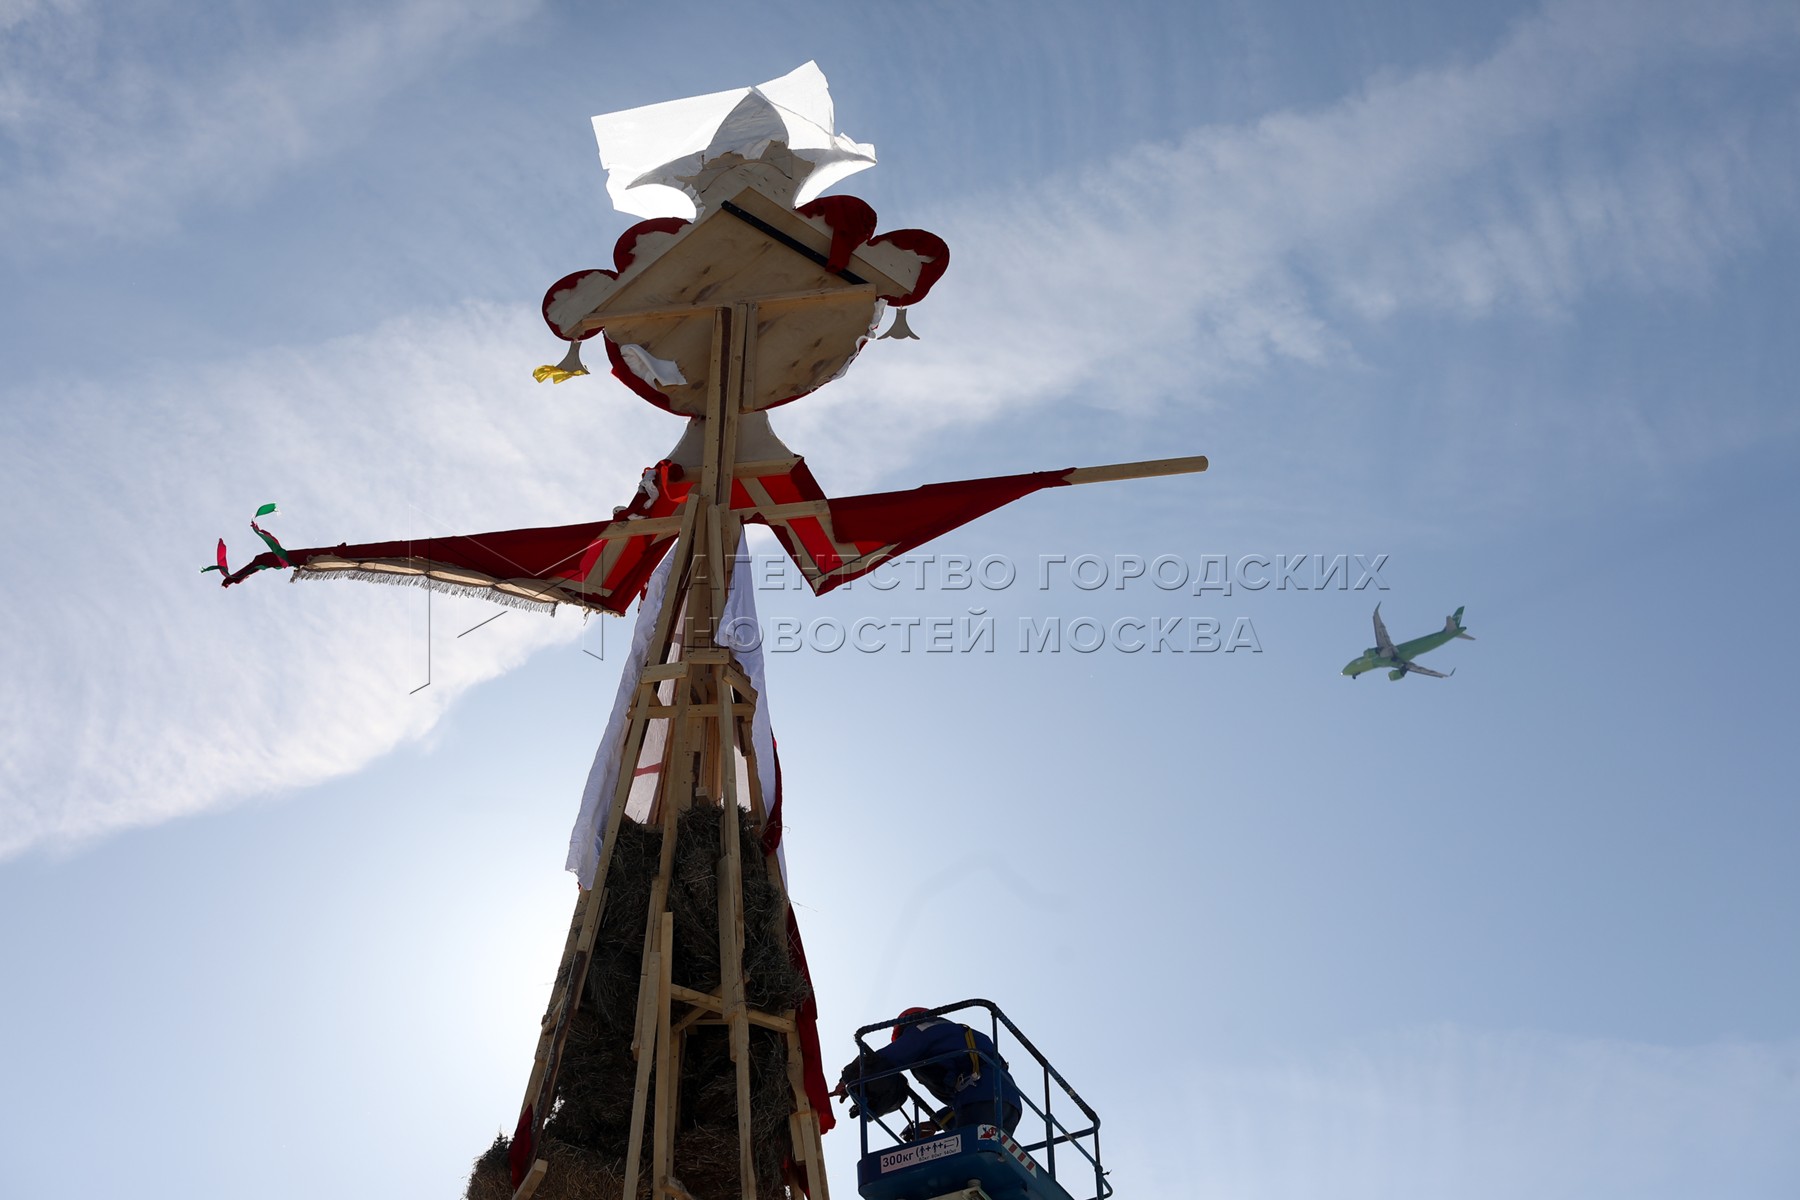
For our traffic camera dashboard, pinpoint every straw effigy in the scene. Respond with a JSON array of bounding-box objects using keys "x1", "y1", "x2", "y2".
[{"x1": 465, "y1": 803, "x2": 809, "y2": 1200}]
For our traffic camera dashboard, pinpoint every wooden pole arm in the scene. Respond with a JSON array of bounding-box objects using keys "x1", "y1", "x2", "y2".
[{"x1": 1062, "y1": 454, "x2": 1208, "y2": 486}]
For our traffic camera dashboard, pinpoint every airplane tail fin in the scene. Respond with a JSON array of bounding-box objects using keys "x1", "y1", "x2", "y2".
[{"x1": 1448, "y1": 605, "x2": 1474, "y2": 640}]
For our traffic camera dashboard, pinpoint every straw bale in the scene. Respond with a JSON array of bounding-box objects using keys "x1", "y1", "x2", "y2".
[{"x1": 463, "y1": 803, "x2": 808, "y2": 1200}]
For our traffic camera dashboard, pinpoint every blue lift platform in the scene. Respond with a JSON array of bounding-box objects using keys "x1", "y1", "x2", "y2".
[{"x1": 844, "y1": 1000, "x2": 1109, "y2": 1200}]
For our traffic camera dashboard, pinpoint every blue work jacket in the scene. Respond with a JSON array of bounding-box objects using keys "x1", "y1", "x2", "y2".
[{"x1": 876, "y1": 1019, "x2": 1020, "y2": 1113}]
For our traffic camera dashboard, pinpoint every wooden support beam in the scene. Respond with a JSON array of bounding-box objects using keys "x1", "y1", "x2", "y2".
[
  {"x1": 620, "y1": 943, "x2": 660, "y2": 1200},
  {"x1": 699, "y1": 307, "x2": 730, "y2": 512},
  {"x1": 652, "y1": 911, "x2": 676, "y2": 1200},
  {"x1": 510, "y1": 1157, "x2": 548, "y2": 1200},
  {"x1": 706, "y1": 504, "x2": 730, "y2": 661},
  {"x1": 667, "y1": 985, "x2": 798, "y2": 1032},
  {"x1": 739, "y1": 498, "x2": 832, "y2": 521},
  {"x1": 574, "y1": 282, "x2": 875, "y2": 334},
  {"x1": 732, "y1": 456, "x2": 801, "y2": 477},
  {"x1": 631, "y1": 701, "x2": 755, "y2": 721},
  {"x1": 720, "y1": 698, "x2": 757, "y2": 1200},
  {"x1": 645, "y1": 499, "x2": 702, "y2": 669},
  {"x1": 670, "y1": 982, "x2": 724, "y2": 1013},
  {"x1": 670, "y1": 1022, "x2": 687, "y2": 1140},
  {"x1": 591, "y1": 514, "x2": 685, "y2": 538},
  {"x1": 722, "y1": 667, "x2": 757, "y2": 705}
]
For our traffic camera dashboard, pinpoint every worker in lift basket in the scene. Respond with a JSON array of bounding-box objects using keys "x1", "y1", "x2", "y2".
[{"x1": 836, "y1": 1007, "x2": 1024, "y2": 1136}]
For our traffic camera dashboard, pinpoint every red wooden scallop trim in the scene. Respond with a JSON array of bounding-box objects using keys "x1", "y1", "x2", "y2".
[
  {"x1": 540, "y1": 269, "x2": 612, "y2": 342},
  {"x1": 796, "y1": 196, "x2": 877, "y2": 274},
  {"x1": 613, "y1": 216, "x2": 690, "y2": 272},
  {"x1": 866, "y1": 227, "x2": 950, "y2": 307}
]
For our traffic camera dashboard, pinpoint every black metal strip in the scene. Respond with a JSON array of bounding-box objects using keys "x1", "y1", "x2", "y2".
[{"x1": 720, "y1": 199, "x2": 867, "y2": 285}]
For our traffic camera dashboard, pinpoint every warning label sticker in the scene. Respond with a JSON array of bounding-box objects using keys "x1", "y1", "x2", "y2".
[{"x1": 879, "y1": 1135, "x2": 963, "y2": 1173}]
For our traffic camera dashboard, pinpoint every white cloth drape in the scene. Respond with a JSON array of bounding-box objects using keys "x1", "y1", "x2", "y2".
[{"x1": 590, "y1": 61, "x2": 876, "y2": 219}]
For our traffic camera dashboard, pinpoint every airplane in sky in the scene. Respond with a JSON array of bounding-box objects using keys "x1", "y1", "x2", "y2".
[{"x1": 1343, "y1": 604, "x2": 1474, "y2": 680}]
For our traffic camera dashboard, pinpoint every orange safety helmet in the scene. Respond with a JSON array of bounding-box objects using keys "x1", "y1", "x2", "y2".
[{"x1": 891, "y1": 1006, "x2": 931, "y2": 1042}]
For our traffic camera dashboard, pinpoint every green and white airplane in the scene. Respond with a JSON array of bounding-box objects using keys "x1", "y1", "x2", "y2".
[{"x1": 1343, "y1": 604, "x2": 1474, "y2": 680}]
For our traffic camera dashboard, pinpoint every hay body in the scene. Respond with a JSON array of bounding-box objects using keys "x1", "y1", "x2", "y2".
[{"x1": 465, "y1": 805, "x2": 809, "y2": 1200}]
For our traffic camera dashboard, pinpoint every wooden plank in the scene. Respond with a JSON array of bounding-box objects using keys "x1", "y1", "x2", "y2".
[
  {"x1": 630, "y1": 701, "x2": 754, "y2": 721},
  {"x1": 593, "y1": 513, "x2": 687, "y2": 539},
  {"x1": 706, "y1": 503, "x2": 729, "y2": 653},
  {"x1": 669, "y1": 983, "x2": 724, "y2": 1012},
  {"x1": 586, "y1": 514, "x2": 684, "y2": 538},
  {"x1": 789, "y1": 1112, "x2": 806, "y2": 1167},
  {"x1": 720, "y1": 301, "x2": 749, "y2": 490},
  {"x1": 722, "y1": 668, "x2": 757, "y2": 705},
  {"x1": 652, "y1": 911, "x2": 676, "y2": 1200},
  {"x1": 744, "y1": 1008, "x2": 796, "y2": 1034},
  {"x1": 620, "y1": 946, "x2": 660, "y2": 1200},
  {"x1": 644, "y1": 498, "x2": 702, "y2": 671},
  {"x1": 699, "y1": 307, "x2": 729, "y2": 509},
  {"x1": 739, "y1": 712, "x2": 769, "y2": 829},
  {"x1": 670, "y1": 1023, "x2": 687, "y2": 1140},
  {"x1": 782, "y1": 1029, "x2": 831, "y2": 1200},
  {"x1": 661, "y1": 988, "x2": 789, "y2": 1031},
  {"x1": 697, "y1": 676, "x2": 722, "y2": 806},
  {"x1": 659, "y1": 675, "x2": 701, "y2": 819},
  {"x1": 718, "y1": 677, "x2": 756, "y2": 1200},
  {"x1": 721, "y1": 304, "x2": 748, "y2": 505},
  {"x1": 733, "y1": 498, "x2": 832, "y2": 521},
  {"x1": 799, "y1": 1109, "x2": 830, "y2": 1200},
  {"x1": 732, "y1": 456, "x2": 801, "y2": 478},
  {"x1": 639, "y1": 725, "x2": 686, "y2": 989},
  {"x1": 574, "y1": 282, "x2": 874, "y2": 332},
  {"x1": 743, "y1": 293, "x2": 879, "y2": 413},
  {"x1": 510, "y1": 1157, "x2": 548, "y2": 1200},
  {"x1": 711, "y1": 305, "x2": 748, "y2": 621},
  {"x1": 726, "y1": 188, "x2": 912, "y2": 297},
  {"x1": 1063, "y1": 454, "x2": 1209, "y2": 485}
]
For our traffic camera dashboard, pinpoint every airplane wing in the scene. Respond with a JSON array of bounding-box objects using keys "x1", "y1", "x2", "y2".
[
  {"x1": 1372, "y1": 604, "x2": 1398, "y2": 657},
  {"x1": 1401, "y1": 661, "x2": 1454, "y2": 679}
]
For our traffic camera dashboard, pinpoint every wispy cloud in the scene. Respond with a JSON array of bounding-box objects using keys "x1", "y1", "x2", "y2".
[
  {"x1": 1116, "y1": 1028, "x2": 1800, "y2": 1199},
  {"x1": 787, "y1": 0, "x2": 1800, "y2": 492},
  {"x1": 0, "y1": 303, "x2": 674, "y2": 857},
  {"x1": 0, "y1": 0, "x2": 539, "y2": 242}
]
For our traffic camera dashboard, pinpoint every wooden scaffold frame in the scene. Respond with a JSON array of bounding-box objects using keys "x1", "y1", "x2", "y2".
[{"x1": 511, "y1": 300, "x2": 830, "y2": 1200}]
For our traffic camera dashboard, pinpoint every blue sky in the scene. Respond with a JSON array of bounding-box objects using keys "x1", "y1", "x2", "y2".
[{"x1": 2, "y1": 1, "x2": 1798, "y2": 1197}]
